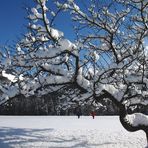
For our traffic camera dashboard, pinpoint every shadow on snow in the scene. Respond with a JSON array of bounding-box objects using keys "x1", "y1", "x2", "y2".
[{"x1": 0, "y1": 127, "x2": 117, "y2": 148}]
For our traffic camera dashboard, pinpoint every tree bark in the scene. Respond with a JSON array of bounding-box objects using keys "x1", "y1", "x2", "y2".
[{"x1": 146, "y1": 131, "x2": 148, "y2": 146}]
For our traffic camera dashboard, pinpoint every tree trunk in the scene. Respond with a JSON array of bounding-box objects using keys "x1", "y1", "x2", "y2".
[
  {"x1": 146, "y1": 131, "x2": 148, "y2": 146},
  {"x1": 95, "y1": 91, "x2": 148, "y2": 146},
  {"x1": 119, "y1": 104, "x2": 148, "y2": 146}
]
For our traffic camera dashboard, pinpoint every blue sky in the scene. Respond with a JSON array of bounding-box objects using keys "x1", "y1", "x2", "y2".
[
  {"x1": 0, "y1": 0, "x2": 125, "y2": 45},
  {"x1": 0, "y1": 0, "x2": 147, "y2": 47},
  {"x1": 0, "y1": 0, "x2": 75, "y2": 45},
  {"x1": 0, "y1": 0, "x2": 30, "y2": 45}
]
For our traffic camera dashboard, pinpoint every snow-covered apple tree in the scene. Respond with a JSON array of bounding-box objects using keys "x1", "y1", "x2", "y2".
[
  {"x1": 0, "y1": 0, "x2": 86, "y2": 110},
  {"x1": 61, "y1": 0, "x2": 148, "y2": 143},
  {"x1": 0, "y1": 0, "x2": 148, "y2": 145}
]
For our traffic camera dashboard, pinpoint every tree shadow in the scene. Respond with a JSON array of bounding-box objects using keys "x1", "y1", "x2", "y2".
[
  {"x1": 48, "y1": 135, "x2": 117, "y2": 148},
  {"x1": 0, "y1": 127, "x2": 117, "y2": 147},
  {"x1": 0, "y1": 127, "x2": 54, "y2": 147}
]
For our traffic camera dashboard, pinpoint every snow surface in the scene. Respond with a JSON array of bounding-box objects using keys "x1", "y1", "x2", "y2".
[{"x1": 0, "y1": 116, "x2": 147, "y2": 148}]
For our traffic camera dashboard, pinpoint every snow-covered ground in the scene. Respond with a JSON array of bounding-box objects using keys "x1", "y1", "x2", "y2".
[{"x1": 0, "y1": 116, "x2": 147, "y2": 148}]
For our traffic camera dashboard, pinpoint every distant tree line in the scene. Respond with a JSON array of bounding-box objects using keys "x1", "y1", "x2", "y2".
[
  {"x1": 0, "y1": 93, "x2": 118, "y2": 115},
  {"x1": 0, "y1": 75, "x2": 147, "y2": 115},
  {"x1": 0, "y1": 91, "x2": 147, "y2": 115}
]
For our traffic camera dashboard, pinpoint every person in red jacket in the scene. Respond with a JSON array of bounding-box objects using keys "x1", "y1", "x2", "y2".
[{"x1": 90, "y1": 111, "x2": 96, "y2": 119}]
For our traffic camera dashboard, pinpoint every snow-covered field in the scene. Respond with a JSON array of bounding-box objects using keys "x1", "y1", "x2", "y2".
[{"x1": 0, "y1": 116, "x2": 147, "y2": 148}]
